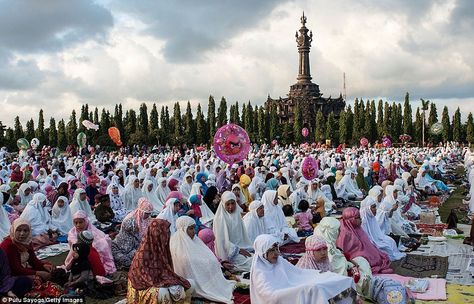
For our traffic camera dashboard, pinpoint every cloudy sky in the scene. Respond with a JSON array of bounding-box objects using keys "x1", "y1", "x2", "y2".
[{"x1": 1, "y1": 0, "x2": 473, "y2": 126}]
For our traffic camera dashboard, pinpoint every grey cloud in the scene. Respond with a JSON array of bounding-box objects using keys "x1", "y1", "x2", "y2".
[
  {"x1": 0, "y1": 49, "x2": 45, "y2": 90},
  {"x1": 112, "y1": 0, "x2": 289, "y2": 62},
  {"x1": 0, "y1": 0, "x2": 113, "y2": 53}
]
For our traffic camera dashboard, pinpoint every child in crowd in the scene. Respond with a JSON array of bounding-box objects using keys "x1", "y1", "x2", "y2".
[
  {"x1": 294, "y1": 200, "x2": 313, "y2": 237},
  {"x1": 282, "y1": 204, "x2": 296, "y2": 229},
  {"x1": 66, "y1": 242, "x2": 93, "y2": 290}
]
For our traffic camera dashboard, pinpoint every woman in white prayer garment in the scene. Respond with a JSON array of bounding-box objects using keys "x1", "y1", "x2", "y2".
[
  {"x1": 170, "y1": 216, "x2": 235, "y2": 304},
  {"x1": 360, "y1": 188, "x2": 406, "y2": 261},
  {"x1": 250, "y1": 234, "x2": 357, "y2": 304},
  {"x1": 212, "y1": 191, "x2": 253, "y2": 272},
  {"x1": 261, "y1": 190, "x2": 299, "y2": 244},
  {"x1": 243, "y1": 200, "x2": 266, "y2": 243}
]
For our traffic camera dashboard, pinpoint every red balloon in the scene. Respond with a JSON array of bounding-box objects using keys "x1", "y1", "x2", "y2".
[{"x1": 108, "y1": 127, "x2": 122, "y2": 146}]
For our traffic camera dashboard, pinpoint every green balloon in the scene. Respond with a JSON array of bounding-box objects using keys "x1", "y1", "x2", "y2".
[
  {"x1": 77, "y1": 132, "x2": 87, "y2": 148},
  {"x1": 16, "y1": 138, "x2": 29, "y2": 150},
  {"x1": 430, "y1": 122, "x2": 443, "y2": 135}
]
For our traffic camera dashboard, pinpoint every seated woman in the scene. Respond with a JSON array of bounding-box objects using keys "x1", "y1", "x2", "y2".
[
  {"x1": 14, "y1": 183, "x2": 33, "y2": 213},
  {"x1": 0, "y1": 219, "x2": 54, "y2": 282},
  {"x1": 1, "y1": 194, "x2": 11, "y2": 239},
  {"x1": 299, "y1": 234, "x2": 408, "y2": 304},
  {"x1": 213, "y1": 191, "x2": 253, "y2": 272},
  {"x1": 94, "y1": 194, "x2": 115, "y2": 224},
  {"x1": 243, "y1": 200, "x2": 266, "y2": 243},
  {"x1": 297, "y1": 235, "x2": 337, "y2": 272},
  {"x1": 70, "y1": 188, "x2": 96, "y2": 223},
  {"x1": 250, "y1": 234, "x2": 357, "y2": 304},
  {"x1": 19, "y1": 193, "x2": 57, "y2": 250},
  {"x1": 0, "y1": 247, "x2": 33, "y2": 298},
  {"x1": 127, "y1": 219, "x2": 193, "y2": 304},
  {"x1": 261, "y1": 190, "x2": 299, "y2": 244},
  {"x1": 360, "y1": 188, "x2": 406, "y2": 261},
  {"x1": 336, "y1": 170, "x2": 364, "y2": 200},
  {"x1": 51, "y1": 196, "x2": 73, "y2": 236},
  {"x1": 107, "y1": 183, "x2": 128, "y2": 222},
  {"x1": 336, "y1": 208, "x2": 392, "y2": 275},
  {"x1": 142, "y1": 179, "x2": 164, "y2": 212},
  {"x1": 157, "y1": 198, "x2": 182, "y2": 234},
  {"x1": 376, "y1": 185, "x2": 416, "y2": 237},
  {"x1": 65, "y1": 211, "x2": 116, "y2": 275},
  {"x1": 170, "y1": 216, "x2": 235, "y2": 304}
]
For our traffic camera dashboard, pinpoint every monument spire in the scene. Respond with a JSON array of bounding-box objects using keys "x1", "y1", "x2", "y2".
[{"x1": 295, "y1": 12, "x2": 313, "y2": 84}]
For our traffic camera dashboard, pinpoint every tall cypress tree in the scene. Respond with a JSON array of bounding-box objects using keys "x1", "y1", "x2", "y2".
[
  {"x1": 79, "y1": 104, "x2": 89, "y2": 132},
  {"x1": 403, "y1": 93, "x2": 413, "y2": 135},
  {"x1": 241, "y1": 104, "x2": 247, "y2": 130},
  {"x1": 13, "y1": 116, "x2": 25, "y2": 140},
  {"x1": 207, "y1": 96, "x2": 216, "y2": 140},
  {"x1": 159, "y1": 106, "x2": 167, "y2": 145},
  {"x1": 269, "y1": 103, "x2": 280, "y2": 140},
  {"x1": 453, "y1": 107, "x2": 462, "y2": 142},
  {"x1": 338, "y1": 110, "x2": 347, "y2": 144},
  {"x1": 35, "y1": 109, "x2": 45, "y2": 144},
  {"x1": 172, "y1": 102, "x2": 182, "y2": 145},
  {"x1": 149, "y1": 103, "x2": 159, "y2": 139},
  {"x1": 293, "y1": 104, "x2": 303, "y2": 143},
  {"x1": 125, "y1": 110, "x2": 137, "y2": 136},
  {"x1": 352, "y1": 99, "x2": 361, "y2": 141},
  {"x1": 383, "y1": 102, "x2": 391, "y2": 136},
  {"x1": 257, "y1": 106, "x2": 266, "y2": 143},
  {"x1": 57, "y1": 119, "x2": 67, "y2": 149},
  {"x1": 376, "y1": 100, "x2": 384, "y2": 138},
  {"x1": 66, "y1": 110, "x2": 77, "y2": 146},
  {"x1": 428, "y1": 103, "x2": 438, "y2": 127},
  {"x1": 48, "y1": 118, "x2": 57, "y2": 147},
  {"x1": 217, "y1": 97, "x2": 227, "y2": 127},
  {"x1": 441, "y1": 106, "x2": 451, "y2": 142},
  {"x1": 196, "y1": 103, "x2": 207, "y2": 144},
  {"x1": 246, "y1": 102, "x2": 254, "y2": 141},
  {"x1": 26, "y1": 119, "x2": 35, "y2": 140},
  {"x1": 466, "y1": 112, "x2": 474, "y2": 144},
  {"x1": 315, "y1": 110, "x2": 325, "y2": 143},
  {"x1": 138, "y1": 103, "x2": 149, "y2": 136},
  {"x1": 184, "y1": 101, "x2": 195, "y2": 144},
  {"x1": 414, "y1": 108, "x2": 423, "y2": 144},
  {"x1": 346, "y1": 105, "x2": 354, "y2": 143},
  {"x1": 364, "y1": 106, "x2": 377, "y2": 142},
  {"x1": 325, "y1": 112, "x2": 337, "y2": 143}
]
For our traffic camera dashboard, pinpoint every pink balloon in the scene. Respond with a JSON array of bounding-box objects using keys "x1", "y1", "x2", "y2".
[
  {"x1": 302, "y1": 127, "x2": 309, "y2": 137},
  {"x1": 301, "y1": 156, "x2": 318, "y2": 180},
  {"x1": 213, "y1": 124, "x2": 251, "y2": 164},
  {"x1": 272, "y1": 139, "x2": 278, "y2": 146},
  {"x1": 383, "y1": 137, "x2": 392, "y2": 148},
  {"x1": 360, "y1": 137, "x2": 368, "y2": 146}
]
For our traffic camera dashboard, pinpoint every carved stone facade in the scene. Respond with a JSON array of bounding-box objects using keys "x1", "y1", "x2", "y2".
[{"x1": 266, "y1": 13, "x2": 345, "y2": 131}]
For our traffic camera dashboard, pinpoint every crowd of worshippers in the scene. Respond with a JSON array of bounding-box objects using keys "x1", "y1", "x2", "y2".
[{"x1": 0, "y1": 143, "x2": 462, "y2": 303}]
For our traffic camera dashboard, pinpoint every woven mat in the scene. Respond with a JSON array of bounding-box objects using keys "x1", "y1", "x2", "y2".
[
  {"x1": 391, "y1": 254, "x2": 449, "y2": 278},
  {"x1": 279, "y1": 239, "x2": 306, "y2": 254}
]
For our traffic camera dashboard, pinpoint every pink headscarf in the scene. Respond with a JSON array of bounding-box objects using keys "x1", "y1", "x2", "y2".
[
  {"x1": 167, "y1": 179, "x2": 179, "y2": 191},
  {"x1": 65, "y1": 210, "x2": 116, "y2": 274},
  {"x1": 336, "y1": 207, "x2": 391, "y2": 274},
  {"x1": 122, "y1": 197, "x2": 154, "y2": 239},
  {"x1": 99, "y1": 179, "x2": 108, "y2": 195},
  {"x1": 198, "y1": 228, "x2": 219, "y2": 260},
  {"x1": 296, "y1": 235, "x2": 331, "y2": 272},
  {"x1": 165, "y1": 191, "x2": 184, "y2": 204}
]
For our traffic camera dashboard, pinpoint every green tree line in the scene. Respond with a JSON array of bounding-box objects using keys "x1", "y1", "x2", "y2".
[{"x1": 0, "y1": 93, "x2": 473, "y2": 150}]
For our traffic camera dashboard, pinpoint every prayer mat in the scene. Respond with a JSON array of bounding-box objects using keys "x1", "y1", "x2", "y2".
[
  {"x1": 279, "y1": 239, "x2": 306, "y2": 254},
  {"x1": 417, "y1": 284, "x2": 474, "y2": 304},
  {"x1": 191, "y1": 291, "x2": 250, "y2": 304},
  {"x1": 391, "y1": 254, "x2": 448, "y2": 278}
]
